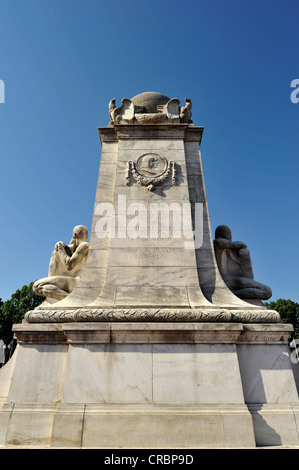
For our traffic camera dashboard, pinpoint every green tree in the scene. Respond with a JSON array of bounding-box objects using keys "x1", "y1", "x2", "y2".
[
  {"x1": 265, "y1": 298, "x2": 299, "y2": 339},
  {"x1": 0, "y1": 282, "x2": 44, "y2": 345}
]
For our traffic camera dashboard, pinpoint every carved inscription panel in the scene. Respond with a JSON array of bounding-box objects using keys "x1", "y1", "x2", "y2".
[{"x1": 126, "y1": 247, "x2": 176, "y2": 261}]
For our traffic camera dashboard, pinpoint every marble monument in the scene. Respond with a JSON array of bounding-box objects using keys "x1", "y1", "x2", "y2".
[{"x1": 0, "y1": 91, "x2": 298, "y2": 448}]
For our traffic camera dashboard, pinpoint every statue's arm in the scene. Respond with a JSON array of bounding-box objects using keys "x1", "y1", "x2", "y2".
[
  {"x1": 214, "y1": 238, "x2": 247, "y2": 250},
  {"x1": 57, "y1": 242, "x2": 89, "y2": 271},
  {"x1": 230, "y1": 241, "x2": 247, "y2": 250},
  {"x1": 214, "y1": 238, "x2": 230, "y2": 249}
]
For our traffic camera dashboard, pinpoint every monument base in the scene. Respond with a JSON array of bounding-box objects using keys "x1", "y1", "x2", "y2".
[{"x1": 0, "y1": 321, "x2": 298, "y2": 448}]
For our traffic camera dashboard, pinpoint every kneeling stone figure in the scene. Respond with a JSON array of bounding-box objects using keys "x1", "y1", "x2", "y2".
[
  {"x1": 33, "y1": 225, "x2": 89, "y2": 302},
  {"x1": 213, "y1": 225, "x2": 272, "y2": 301}
]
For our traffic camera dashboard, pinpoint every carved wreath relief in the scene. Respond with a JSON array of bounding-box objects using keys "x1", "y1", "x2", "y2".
[{"x1": 126, "y1": 153, "x2": 177, "y2": 191}]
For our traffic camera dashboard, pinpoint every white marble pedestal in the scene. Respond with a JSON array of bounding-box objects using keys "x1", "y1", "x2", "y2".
[{"x1": 0, "y1": 321, "x2": 298, "y2": 448}]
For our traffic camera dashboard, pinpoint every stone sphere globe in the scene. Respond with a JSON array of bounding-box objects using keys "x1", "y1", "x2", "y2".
[{"x1": 131, "y1": 92, "x2": 170, "y2": 113}]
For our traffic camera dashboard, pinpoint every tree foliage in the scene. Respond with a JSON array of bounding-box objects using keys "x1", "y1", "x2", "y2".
[
  {"x1": 0, "y1": 282, "x2": 44, "y2": 345},
  {"x1": 265, "y1": 298, "x2": 299, "y2": 339}
]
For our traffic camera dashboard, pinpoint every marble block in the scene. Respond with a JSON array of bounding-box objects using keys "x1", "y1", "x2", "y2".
[
  {"x1": 0, "y1": 321, "x2": 298, "y2": 448},
  {"x1": 152, "y1": 344, "x2": 244, "y2": 404}
]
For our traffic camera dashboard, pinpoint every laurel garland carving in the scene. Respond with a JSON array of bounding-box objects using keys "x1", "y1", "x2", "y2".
[
  {"x1": 24, "y1": 308, "x2": 280, "y2": 324},
  {"x1": 231, "y1": 310, "x2": 281, "y2": 323},
  {"x1": 127, "y1": 160, "x2": 176, "y2": 191}
]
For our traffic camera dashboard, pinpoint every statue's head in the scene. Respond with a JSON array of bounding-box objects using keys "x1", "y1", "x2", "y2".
[
  {"x1": 215, "y1": 225, "x2": 232, "y2": 241},
  {"x1": 71, "y1": 225, "x2": 88, "y2": 245}
]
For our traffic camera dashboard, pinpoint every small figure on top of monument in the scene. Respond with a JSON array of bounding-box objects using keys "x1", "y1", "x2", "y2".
[
  {"x1": 33, "y1": 225, "x2": 89, "y2": 302},
  {"x1": 213, "y1": 225, "x2": 272, "y2": 301},
  {"x1": 179, "y1": 98, "x2": 193, "y2": 123}
]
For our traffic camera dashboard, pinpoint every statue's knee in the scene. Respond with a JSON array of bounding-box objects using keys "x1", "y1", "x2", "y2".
[
  {"x1": 33, "y1": 281, "x2": 39, "y2": 293},
  {"x1": 262, "y1": 285, "x2": 272, "y2": 300},
  {"x1": 33, "y1": 281, "x2": 43, "y2": 296}
]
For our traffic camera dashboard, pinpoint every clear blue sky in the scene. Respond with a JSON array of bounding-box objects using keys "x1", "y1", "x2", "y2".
[{"x1": 0, "y1": 0, "x2": 298, "y2": 303}]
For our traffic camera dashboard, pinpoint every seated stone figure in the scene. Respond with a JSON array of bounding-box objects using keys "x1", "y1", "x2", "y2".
[
  {"x1": 33, "y1": 225, "x2": 89, "y2": 302},
  {"x1": 213, "y1": 225, "x2": 272, "y2": 300}
]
